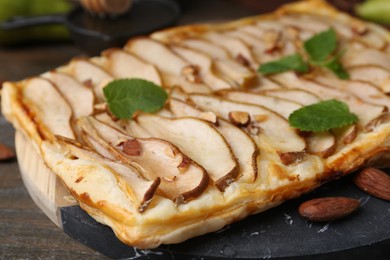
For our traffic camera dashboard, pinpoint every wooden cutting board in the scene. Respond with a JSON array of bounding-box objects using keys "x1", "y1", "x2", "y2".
[{"x1": 16, "y1": 131, "x2": 390, "y2": 259}]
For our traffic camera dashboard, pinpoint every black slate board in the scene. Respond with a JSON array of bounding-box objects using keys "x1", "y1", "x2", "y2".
[{"x1": 60, "y1": 173, "x2": 390, "y2": 259}]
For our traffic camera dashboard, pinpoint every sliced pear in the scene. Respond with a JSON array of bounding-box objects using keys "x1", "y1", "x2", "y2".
[
  {"x1": 169, "y1": 98, "x2": 259, "y2": 182},
  {"x1": 278, "y1": 14, "x2": 329, "y2": 34},
  {"x1": 179, "y1": 38, "x2": 257, "y2": 88},
  {"x1": 130, "y1": 114, "x2": 239, "y2": 191},
  {"x1": 180, "y1": 38, "x2": 230, "y2": 59},
  {"x1": 124, "y1": 37, "x2": 188, "y2": 76},
  {"x1": 22, "y1": 77, "x2": 75, "y2": 139},
  {"x1": 240, "y1": 25, "x2": 284, "y2": 54},
  {"x1": 77, "y1": 116, "x2": 209, "y2": 203},
  {"x1": 213, "y1": 59, "x2": 257, "y2": 88},
  {"x1": 42, "y1": 71, "x2": 94, "y2": 119},
  {"x1": 250, "y1": 77, "x2": 285, "y2": 92},
  {"x1": 314, "y1": 75, "x2": 390, "y2": 108},
  {"x1": 342, "y1": 48, "x2": 390, "y2": 70},
  {"x1": 305, "y1": 131, "x2": 336, "y2": 158},
  {"x1": 348, "y1": 65, "x2": 390, "y2": 93},
  {"x1": 259, "y1": 88, "x2": 320, "y2": 105},
  {"x1": 171, "y1": 45, "x2": 232, "y2": 90},
  {"x1": 218, "y1": 91, "x2": 337, "y2": 158},
  {"x1": 124, "y1": 38, "x2": 211, "y2": 93},
  {"x1": 189, "y1": 94, "x2": 306, "y2": 164},
  {"x1": 161, "y1": 73, "x2": 211, "y2": 93},
  {"x1": 101, "y1": 48, "x2": 162, "y2": 85},
  {"x1": 223, "y1": 30, "x2": 285, "y2": 64},
  {"x1": 271, "y1": 72, "x2": 386, "y2": 128},
  {"x1": 220, "y1": 91, "x2": 302, "y2": 119},
  {"x1": 54, "y1": 136, "x2": 160, "y2": 212},
  {"x1": 202, "y1": 32, "x2": 257, "y2": 68},
  {"x1": 63, "y1": 58, "x2": 113, "y2": 102}
]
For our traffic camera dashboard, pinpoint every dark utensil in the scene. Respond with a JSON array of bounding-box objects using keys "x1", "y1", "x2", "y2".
[{"x1": 1, "y1": 0, "x2": 181, "y2": 55}]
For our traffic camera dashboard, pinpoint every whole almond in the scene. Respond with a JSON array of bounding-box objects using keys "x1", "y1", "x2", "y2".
[
  {"x1": 0, "y1": 143, "x2": 15, "y2": 161},
  {"x1": 354, "y1": 167, "x2": 390, "y2": 201},
  {"x1": 298, "y1": 197, "x2": 360, "y2": 222}
]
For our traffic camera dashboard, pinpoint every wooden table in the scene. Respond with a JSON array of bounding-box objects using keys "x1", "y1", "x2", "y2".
[{"x1": 0, "y1": 1, "x2": 274, "y2": 258}]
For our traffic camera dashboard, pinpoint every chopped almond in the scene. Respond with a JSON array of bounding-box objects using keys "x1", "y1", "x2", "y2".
[
  {"x1": 228, "y1": 111, "x2": 251, "y2": 126},
  {"x1": 182, "y1": 65, "x2": 202, "y2": 84},
  {"x1": 199, "y1": 111, "x2": 218, "y2": 124}
]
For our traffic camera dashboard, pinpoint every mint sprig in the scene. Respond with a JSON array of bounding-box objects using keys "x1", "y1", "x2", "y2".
[
  {"x1": 258, "y1": 28, "x2": 349, "y2": 79},
  {"x1": 103, "y1": 78, "x2": 168, "y2": 119},
  {"x1": 304, "y1": 28, "x2": 337, "y2": 63},
  {"x1": 288, "y1": 99, "x2": 358, "y2": 132},
  {"x1": 258, "y1": 54, "x2": 309, "y2": 75}
]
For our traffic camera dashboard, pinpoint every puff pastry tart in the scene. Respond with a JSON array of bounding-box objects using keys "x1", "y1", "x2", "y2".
[{"x1": 2, "y1": 0, "x2": 390, "y2": 249}]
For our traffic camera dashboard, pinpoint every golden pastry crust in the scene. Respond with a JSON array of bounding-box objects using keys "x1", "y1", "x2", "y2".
[{"x1": 2, "y1": 0, "x2": 390, "y2": 249}]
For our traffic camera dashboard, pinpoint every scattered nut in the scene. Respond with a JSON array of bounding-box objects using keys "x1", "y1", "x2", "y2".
[
  {"x1": 83, "y1": 79, "x2": 94, "y2": 88},
  {"x1": 228, "y1": 111, "x2": 251, "y2": 126},
  {"x1": 93, "y1": 102, "x2": 108, "y2": 113},
  {"x1": 351, "y1": 22, "x2": 368, "y2": 36},
  {"x1": 0, "y1": 143, "x2": 15, "y2": 161},
  {"x1": 236, "y1": 54, "x2": 251, "y2": 67},
  {"x1": 123, "y1": 139, "x2": 142, "y2": 156},
  {"x1": 199, "y1": 111, "x2": 218, "y2": 124},
  {"x1": 354, "y1": 167, "x2": 390, "y2": 201},
  {"x1": 247, "y1": 123, "x2": 261, "y2": 136},
  {"x1": 299, "y1": 197, "x2": 360, "y2": 222},
  {"x1": 182, "y1": 65, "x2": 202, "y2": 84},
  {"x1": 263, "y1": 30, "x2": 282, "y2": 53}
]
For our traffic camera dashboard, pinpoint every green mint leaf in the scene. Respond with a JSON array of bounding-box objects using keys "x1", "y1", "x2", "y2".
[
  {"x1": 304, "y1": 28, "x2": 337, "y2": 62},
  {"x1": 324, "y1": 50, "x2": 350, "y2": 79},
  {"x1": 103, "y1": 78, "x2": 168, "y2": 119},
  {"x1": 258, "y1": 54, "x2": 309, "y2": 75},
  {"x1": 288, "y1": 99, "x2": 358, "y2": 132}
]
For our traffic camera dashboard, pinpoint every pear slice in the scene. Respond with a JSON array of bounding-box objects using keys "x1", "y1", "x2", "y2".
[
  {"x1": 169, "y1": 98, "x2": 259, "y2": 182},
  {"x1": 124, "y1": 38, "x2": 211, "y2": 93},
  {"x1": 278, "y1": 14, "x2": 329, "y2": 34},
  {"x1": 180, "y1": 38, "x2": 230, "y2": 59},
  {"x1": 161, "y1": 73, "x2": 211, "y2": 93},
  {"x1": 217, "y1": 91, "x2": 337, "y2": 158},
  {"x1": 101, "y1": 48, "x2": 162, "y2": 85},
  {"x1": 220, "y1": 91, "x2": 302, "y2": 119},
  {"x1": 53, "y1": 136, "x2": 160, "y2": 212},
  {"x1": 259, "y1": 88, "x2": 320, "y2": 105},
  {"x1": 171, "y1": 45, "x2": 232, "y2": 90},
  {"x1": 189, "y1": 94, "x2": 306, "y2": 164},
  {"x1": 342, "y1": 48, "x2": 390, "y2": 69},
  {"x1": 223, "y1": 30, "x2": 283, "y2": 64},
  {"x1": 124, "y1": 37, "x2": 188, "y2": 76},
  {"x1": 179, "y1": 38, "x2": 257, "y2": 88},
  {"x1": 77, "y1": 116, "x2": 209, "y2": 203},
  {"x1": 313, "y1": 75, "x2": 390, "y2": 108},
  {"x1": 213, "y1": 59, "x2": 257, "y2": 88},
  {"x1": 62, "y1": 58, "x2": 114, "y2": 102},
  {"x1": 22, "y1": 77, "x2": 75, "y2": 140},
  {"x1": 42, "y1": 71, "x2": 94, "y2": 119},
  {"x1": 131, "y1": 114, "x2": 239, "y2": 191},
  {"x1": 202, "y1": 32, "x2": 257, "y2": 68},
  {"x1": 348, "y1": 66, "x2": 390, "y2": 93},
  {"x1": 271, "y1": 72, "x2": 386, "y2": 128}
]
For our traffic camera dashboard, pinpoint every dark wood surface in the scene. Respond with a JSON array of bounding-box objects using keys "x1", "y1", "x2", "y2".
[{"x1": 0, "y1": 1, "x2": 271, "y2": 259}]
